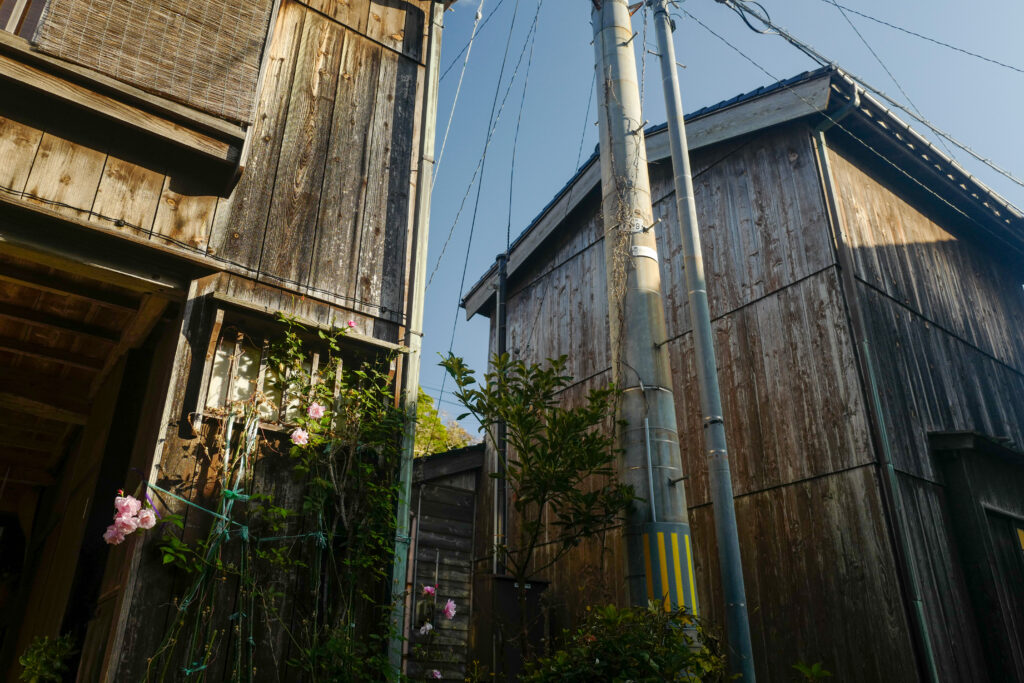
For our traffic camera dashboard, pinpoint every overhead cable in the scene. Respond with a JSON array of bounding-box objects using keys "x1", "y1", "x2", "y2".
[
  {"x1": 680, "y1": 7, "x2": 1020, "y2": 251},
  {"x1": 721, "y1": 0, "x2": 1024, "y2": 191},
  {"x1": 813, "y1": 0, "x2": 1024, "y2": 76},
  {"x1": 433, "y1": 0, "x2": 487, "y2": 192}
]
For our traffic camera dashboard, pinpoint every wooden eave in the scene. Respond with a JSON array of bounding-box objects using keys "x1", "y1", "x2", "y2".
[
  {"x1": 0, "y1": 32, "x2": 245, "y2": 167},
  {"x1": 463, "y1": 68, "x2": 1024, "y2": 319}
]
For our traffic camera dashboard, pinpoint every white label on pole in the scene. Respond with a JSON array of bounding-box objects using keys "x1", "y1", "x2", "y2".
[{"x1": 630, "y1": 245, "x2": 659, "y2": 263}]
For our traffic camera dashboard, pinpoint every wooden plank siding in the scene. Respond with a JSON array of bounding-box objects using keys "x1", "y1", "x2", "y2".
[
  {"x1": 0, "y1": 0, "x2": 427, "y2": 332},
  {"x1": 484, "y1": 122, "x2": 917, "y2": 680}
]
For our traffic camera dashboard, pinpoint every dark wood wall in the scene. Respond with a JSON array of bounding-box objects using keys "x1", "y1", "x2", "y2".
[
  {"x1": 0, "y1": 0, "x2": 431, "y2": 341},
  {"x1": 827, "y1": 139, "x2": 1024, "y2": 682},
  {"x1": 492, "y1": 122, "x2": 916, "y2": 681}
]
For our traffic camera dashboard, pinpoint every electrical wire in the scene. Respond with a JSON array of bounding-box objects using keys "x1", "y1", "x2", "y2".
[
  {"x1": 426, "y1": 0, "x2": 540, "y2": 292},
  {"x1": 433, "y1": 0, "x2": 486, "y2": 192},
  {"x1": 823, "y1": 0, "x2": 955, "y2": 159},
  {"x1": 679, "y1": 7, "x2": 1020, "y2": 248},
  {"x1": 722, "y1": 0, "x2": 1024, "y2": 191},
  {"x1": 507, "y1": 0, "x2": 543, "y2": 251},
  {"x1": 435, "y1": 0, "x2": 545, "y2": 407},
  {"x1": 812, "y1": 0, "x2": 1024, "y2": 76},
  {"x1": 439, "y1": 0, "x2": 507, "y2": 82}
]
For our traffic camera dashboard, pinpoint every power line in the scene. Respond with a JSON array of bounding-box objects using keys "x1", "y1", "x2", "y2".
[
  {"x1": 679, "y1": 7, "x2": 1020, "y2": 252},
  {"x1": 507, "y1": 0, "x2": 543, "y2": 251},
  {"x1": 812, "y1": 0, "x2": 1024, "y2": 76},
  {"x1": 439, "y1": 0, "x2": 508, "y2": 82},
  {"x1": 437, "y1": 0, "x2": 545, "y2": 408},
  {"x1": 823, "y1": 0, "x2": 956, "y2": 159},
  {"x1": 721, "y1": 0, "x2": 1024, "y2": 192},
  {"x1": 426, "y1": 0, "x2": 540, "y2": 293},
  {"x1": 433, "y1": 0, "x2": 486, "y2": 192}
]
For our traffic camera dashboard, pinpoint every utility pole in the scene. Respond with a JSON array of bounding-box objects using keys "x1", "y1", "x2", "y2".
[
  {"x1": 648, "y1": 0, "x2": 755, "y2": 678},
  {"x1": 591, "y1": 0, "x2": 697, "y2": 615}
]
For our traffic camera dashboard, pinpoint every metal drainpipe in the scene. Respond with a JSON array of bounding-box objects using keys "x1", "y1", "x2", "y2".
[
  {"x1": 387, "y1": 2, "x2": 443, "y2": 676},
  {"x1": 812, "y1": 88, "x2": 940, "y2": 683},
  {"x1": 494, "y1": 252, "x2": 508, "y2": 576}
]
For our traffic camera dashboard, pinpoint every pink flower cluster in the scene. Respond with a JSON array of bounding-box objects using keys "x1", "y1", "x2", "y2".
[{"x1": 103, "y1": 492, "x2": 156, "y2": 545}]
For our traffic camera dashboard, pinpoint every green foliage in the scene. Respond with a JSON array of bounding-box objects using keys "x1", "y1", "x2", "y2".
[
  {"x1": 146, "y1": 316, "x2": 409, "y2": 682},
  {"x1": 521, "y1": 604, "x2": 727, "y2": 683},
  {"x1": 793, "y1": 661, "x2": 833, "y2": 681},
  {"x1": 18, "y1": 634, "x2": 77, "y2": 683},
  {"x1": 415, "y1": 388, "x2": 476, "y2": 456},
  {"x1": 441, "y1": 353, "x2": 634, "y2": 582},
  {"x1": 441, "y1": 354, "x2": 635, "y2": 660}
]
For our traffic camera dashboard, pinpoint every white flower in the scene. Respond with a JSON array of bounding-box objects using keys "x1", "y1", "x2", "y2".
[{"x1": 419, "y1": 622, "x2": 433, "y2": 635}]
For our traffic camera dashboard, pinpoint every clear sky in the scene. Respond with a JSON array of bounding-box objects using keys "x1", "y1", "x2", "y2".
[{"x1": 419, "y1": 0, "x2": 1024, "y2": 430}]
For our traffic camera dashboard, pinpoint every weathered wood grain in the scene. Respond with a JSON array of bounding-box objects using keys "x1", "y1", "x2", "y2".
[
  {"x1": 301, "y1": 0, "x2": 369, "y2": 33},
  {"x1": 259, "y1": 12, "x2": 343, "y2": 289},
  {"x1": 352, "y1": 48, "x2": 399, "y2": 311},
  {"x1": 366, "y1": 0, "x2": 427, "y2": 62},
  {"x1": 308, "y1": 20, "x2": 381, "y2": 305},
  {"x1": 208, "y1": 2, "x2": 306, "y2": 269},
  {"x1": 692, "y1": 466, "x2": 916, "y2": 683},
  {"x1": 90, "y1": 156, "x2": 163, "y2": 234},
  {"x1": 22, "y1": 133, "x2": 106, "y2": 220},
  {"x1": 0, "y1": 115, "x2": 42, "y2": 194},
  {"x1": 151, "y1": 176, "x2": 218, "y2": 250},
  {"x1": 0, "y1": 52, "x2": 237, "y2": 162},
  {"x1": 828, "y1": 143, "x2": 1024, "y2": 375}
]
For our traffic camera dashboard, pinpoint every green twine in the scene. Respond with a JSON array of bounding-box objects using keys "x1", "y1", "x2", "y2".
[{"x1": 182, "y1": 662, "x2": 208, "y2": 676}]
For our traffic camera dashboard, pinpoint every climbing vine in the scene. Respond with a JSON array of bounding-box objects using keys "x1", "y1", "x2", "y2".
[{"x1": 139, "y1": 316, "x2": 408, "y2": 682}]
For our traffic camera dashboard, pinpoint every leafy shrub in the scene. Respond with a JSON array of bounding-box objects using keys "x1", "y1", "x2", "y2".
[
  {"x1": 18, "y1": 634, "x2": 77, "y2": 683},
  {"x1": 521, "y1": 604, "x2": 726, "y2": 683}
]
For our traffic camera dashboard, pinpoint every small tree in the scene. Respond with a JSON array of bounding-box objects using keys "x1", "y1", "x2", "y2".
[
  {"x1": 414, "y1": 388, "x2": 475, "y2": 456},
  {"x1": 440, "y1": 353, "x2": 635, "y2": 661}
]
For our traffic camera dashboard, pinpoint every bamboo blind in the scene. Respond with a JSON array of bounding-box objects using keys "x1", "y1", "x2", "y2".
[{"x1": 33, "y1": 0, "x2": 274, "y2": 124}]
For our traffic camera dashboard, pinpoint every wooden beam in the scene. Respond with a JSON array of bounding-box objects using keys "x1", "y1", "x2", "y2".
[
  {"x1": 0, "y1": 464, "x2": 55, "y2": 487},
  {"x1": 0, "y1": 434, "x2": 56, "y2": 454},
  {"x1": 0, "y1": 52, "x2": 240, "y2": 165},
  {"x1": 0, "y1": 301, "x2": 121, "y2": 342},
  {"x1": 89, "y1": 294, "x2": 169, "y2": 395},
  {"x1": 0, "y1": 238, "x2": 185, "y2": 297},
  {"x1": 0, "y1": 262, "x2": 139, "y2": 312},
  {"x1": 0, "y1": 335, "x2": 105, "y2": 371},
  {"x1": 0, "y1": 32, "x2": 247, "y2": 143},
  {"x1": 0, "y1": 392, "x2": 88, "y2": 425}
]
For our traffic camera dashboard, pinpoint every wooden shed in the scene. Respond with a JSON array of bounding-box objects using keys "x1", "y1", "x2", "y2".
[
  {"x1": 0, "y1": 0, "x2": 444, "y2": 679},
  {"x1": 462, "y1": 66, "x2": 1024, "y2": 682}
]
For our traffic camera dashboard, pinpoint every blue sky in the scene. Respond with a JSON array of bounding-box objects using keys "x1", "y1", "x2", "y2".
[{"x1": 419, "y1": 0, "x2": 1024, "y2": 429}]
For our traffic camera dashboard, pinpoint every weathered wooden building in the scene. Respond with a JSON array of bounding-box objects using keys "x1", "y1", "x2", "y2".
[
  {"x1": 0, "y1": 0, "x2": 444, "y2": 679},
  {"x1": 463, "y1": 66, "x2": 1024, "y2": 681}
]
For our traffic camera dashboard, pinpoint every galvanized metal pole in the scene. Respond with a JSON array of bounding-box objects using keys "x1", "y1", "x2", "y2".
[
  {"x1": 388, "y1": 1, "x2": 443, "y2": 675},
  {"x1": 591, "y1": 0, "x2": 697, "y2": 614},
  {"x1": 494, "y1": 251, "x2": 508, "y2": 576},
  {"x1": 648, "y1": 1, "x2": 755, "y2": 678}
]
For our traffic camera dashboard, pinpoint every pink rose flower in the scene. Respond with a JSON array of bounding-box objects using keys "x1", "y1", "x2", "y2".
[
  {"x1": 308, "y1": 402, "x2": 326, "y2": 419},
  {"x1": 114, "y1": 513, "x2": 139, "y2": 535},
  {"x1": 346, "y1": 320, "x2": 356, "y2": 328},
  {"x1": 422, "y1": 585, "x2": 436, "y2": 597},
  {"x1": 442, "y1": 598, "x2": 456, "y2": 620},
  {"x1": 137, "y1": 508, "x2": 157, "y2": 530},
  {"x1": 103, "y1": 524, "x2": 125, "y2": 545},
  {"x1": 290, "y1": 428, "x2": 309, "y2": 445},
  {"x1": 430, "y1": 670, "x2": 442, "y2": 679},
  {"x1": 115, "y1": 494, "x2": 142, "y2": 517}
]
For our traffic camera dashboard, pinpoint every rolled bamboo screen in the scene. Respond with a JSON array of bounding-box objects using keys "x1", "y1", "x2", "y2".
[{"x1": 33, "y1": 0, "x2": 275, "y2": 124}]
